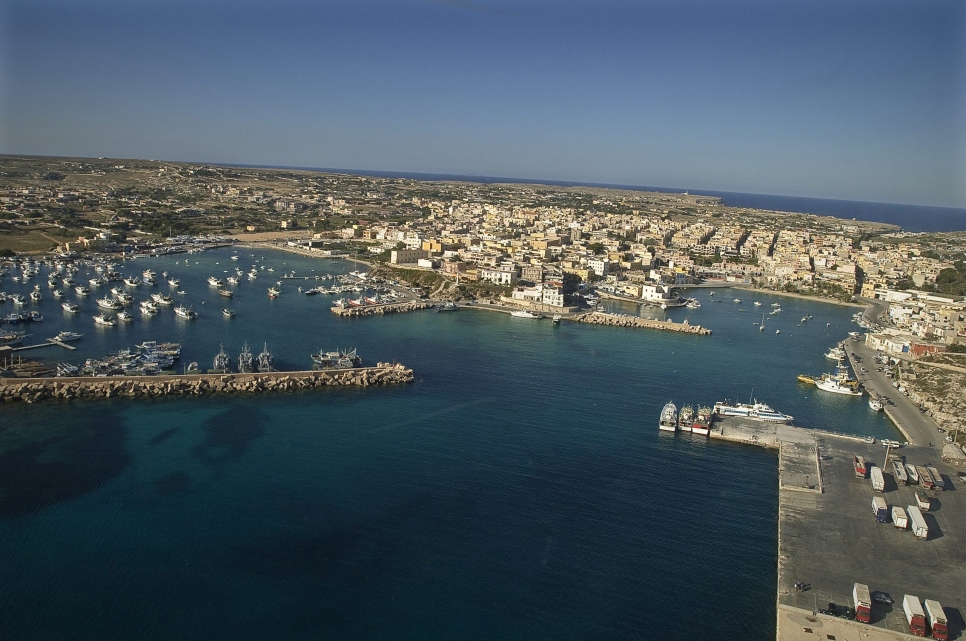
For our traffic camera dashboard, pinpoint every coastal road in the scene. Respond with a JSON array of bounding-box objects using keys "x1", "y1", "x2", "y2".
[{"x1": 845, "y1": 333, "x2": 944, "y2": 449}]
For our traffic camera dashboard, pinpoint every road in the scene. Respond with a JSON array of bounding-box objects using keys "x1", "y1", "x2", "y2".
[{"x1": 846, "y1": 299, "x2": 944, "y2": 448}]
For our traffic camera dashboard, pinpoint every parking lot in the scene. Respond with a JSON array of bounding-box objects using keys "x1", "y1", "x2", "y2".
[{"x1": 778, "y1": 437, "x2": 966, "y2": 640}]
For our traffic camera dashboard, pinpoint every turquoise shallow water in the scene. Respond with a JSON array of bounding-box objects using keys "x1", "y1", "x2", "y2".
[{"x1": 0, "y1": 248, "x2": 896, "y2": 639}]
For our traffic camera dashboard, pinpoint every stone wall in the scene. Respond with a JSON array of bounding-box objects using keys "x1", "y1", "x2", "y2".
[
  {"x1": 331, "y1": 302, "x2": 432, "y2": 317},
  {"x1": 574, "y1": 311, "x2": 712, "y2": 335}
]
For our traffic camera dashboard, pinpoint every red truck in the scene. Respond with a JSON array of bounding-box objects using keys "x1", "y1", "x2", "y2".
[
  {"x1": 904, "y1": 595, "x2": 928, "y2": 637},
  {"x1": 852, "y1": 583, "x2": 872, "y2": 624},
  {"x1": 854, "y1": 455, "x2": 867, "y2": 478},
  {"x1": 924, "y1": 600, "x2": 947, "y2": 641}
]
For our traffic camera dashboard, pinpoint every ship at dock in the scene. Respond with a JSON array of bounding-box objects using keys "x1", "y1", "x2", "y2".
[
  {"x1": 677, "y1": 405, "x2": 694, "y2": 433},
  {"x1": 713, "y1": 400, "x2": 793, "y2": 423},
  {"x1": 659, "y1": 401, "x2": 678, "y2": 431},
  {"x1": 256, "y1": 343, "x2": 275, "y2": 372},
  {"x1": 237, "y1": 342, "x2": 254, "y2": 373},
  {"x1": 692, "y1": 406, "x2": 712, "y2": 435},
  {"x1": 814, "y1": 359, "x2": 862, "y2": 396},
  {"x1": 311, "y1": 347, "x2": 361, "y2": 370},
  {"x1": 210, "y1": 345, "x2": 231, "y2": 374}
]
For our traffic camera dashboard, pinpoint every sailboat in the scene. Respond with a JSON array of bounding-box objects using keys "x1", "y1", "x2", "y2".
[{"x1": 759, "y1": 313, "x2": 765, "y2": 332}]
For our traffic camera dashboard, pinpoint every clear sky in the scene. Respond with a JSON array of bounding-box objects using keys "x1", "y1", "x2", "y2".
[{"x1": 1, "y1": 0, "x2": 964, "y2": 207}]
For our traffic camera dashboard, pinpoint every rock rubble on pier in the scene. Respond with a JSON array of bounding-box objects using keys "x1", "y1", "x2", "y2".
[
  {"x1": 0, "y1": 364, "x2": 414, "y2": 404},
  {"x1": 574, "y1": 311, "x2": 711, "y2": 335},
  {"x1": 331, "y1": 302, "x2": 433, "y2": 317}
]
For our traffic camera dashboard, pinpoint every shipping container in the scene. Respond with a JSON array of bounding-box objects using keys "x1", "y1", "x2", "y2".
[
  {"x1": 871, "y1": 466, "x2": 885, "y2": 492},
  {"x1": 907, "y1": 505, "x2": 929, "y2": 539},
  {"x1": 854, "y1": 455, "x2": 867, "y2": 478},
  {"x1": 904, "y1": 595, "x2": 928, "y2": 637},
  {"x1": 872, "y1": 496, "x2": 889, "y2": 523},
  {"x1": 924, "y1": 599, "x2": 947, "y2": 641},
  {"x1": 907, "y1": 463, "x2": 921, "y2": 484},
  {"x1": 917, "y1": 466, "x2": 935, "y2": 490},
  {"x1": 926, "y1": 466, "x2": 944, "y2": 491},
  {"x1": 916, "y1": 492, "x2": 931, "y2": 511},
  {"x1": 893, "y1": 460, "x2": 909, "y2": 486},
  {"x1": 892, "y1": 506, "x2": 909, "y2": 530},
  {"x1": 852, "y1": 583, "x2": 872, "y2": 624}
]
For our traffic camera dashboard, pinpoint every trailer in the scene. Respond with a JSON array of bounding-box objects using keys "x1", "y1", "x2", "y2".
[
  {"x1": 892, "y1": 506, "x2": 909, "y2": 530},
  {"x1": 917, "y1": 466, "x2": 935, "y2": 490},
  {"x1": 871, "y1": 466, "x2": 885, "y2": 492},
  {"x1": 893, "y1": 460, "x2": 909, "y2": 486},
  {"x1": 854, "y1": 455, "x2": 867, "y2": 478},
  {"x1": 852, "y1": 583, "x2": 872, "y2": 624},
  {"x1": 924, "y1": 599, "x2": 947, "y2": 641},
  {"x1": 916, "y1": 492, "x2": 931, "y2": 511},
  {"x1": 872, "y1": 496, "x2": 889, "y2": 523},
  {"x1": 904, "y1": 594, "x2": 928, "y2": 637},
  {"x1": 907, "y1": 463, "x2": 921, "y2": 484},
  {"x1": 907, "y1": 505, "x2": 929, "y2": 540},
  {"x1": 926, "y1": 466, "x2": 944, "y2": 491}
]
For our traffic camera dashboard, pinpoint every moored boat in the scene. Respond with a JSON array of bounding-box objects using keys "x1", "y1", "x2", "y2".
[
  {"x1": 62, "y1": 301, "x2": 80, "y2": 313},
  {"x1": 238, "y1": 342, "x2": 254, "y2": 373},
  {"x1": 210, "y1": 345, "x2": 231, "y2": 373},
  {"x1": 222, "y1": 308, "x2": 236, "y2": 318},
  {"x1": 659, "y1": 402, "x2": 678, "y2": 431},
  {"x1": 256, "y1": 343, "x2": 275, "y2": 372},
  {"x1": 713, "y1": 400, "x2": 793, "y2": 423},
  {"x1": 311, "y1": 347, "x2": 361, "y2": 369},
  {"x1": 510, "y1": 310, "x2": 541, "y2": 319},
  {"x1": 677, "y1": 405, "x2": 694, "y2": 433},
  {"x1": 692, "y1": 406, "x2": 712, "y2": 435},
  {"x1": 93, "y1": 313, "x2": 117, "y2": 326},
  {"x1": 174, "y1": 305, "x2": 197, "y2": 319}
]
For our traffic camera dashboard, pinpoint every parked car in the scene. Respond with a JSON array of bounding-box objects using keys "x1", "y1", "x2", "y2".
[{"x1": 872, "y1": 591, "x2": 894, "y2": 605}]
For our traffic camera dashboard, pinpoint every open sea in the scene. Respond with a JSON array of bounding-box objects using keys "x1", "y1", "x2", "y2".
[{"x1": 0, "y1": 247, "x2": 899, "y2": 640}]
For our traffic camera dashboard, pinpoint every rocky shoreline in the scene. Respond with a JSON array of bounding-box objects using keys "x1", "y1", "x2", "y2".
[
  {"x1": 574, "y1": 311, "x2": 712, "y2": 335},
  {"x1": 0, "y1": 364, "x2": 414, "y2": 404},
  {"x1": 331, "y1": 301, "x2": 434, "y2": 317}
]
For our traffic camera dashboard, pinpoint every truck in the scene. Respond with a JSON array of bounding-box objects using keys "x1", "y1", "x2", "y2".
[
  {"x1": 854, "y1": 455, "x2": 867, "y2": 478},
  {"x1": 871, "y1": 466, "x2": 885, "y2": 492},
  {"x1": 903, "y1": 594, "x2": 928, "y2": 637},
  {"x1": 893, "y1": 460, "x2": 909, "y2": 486},
  {"x1": 926, "y1": 466, "x2": 944, "y2": 491},
  {"x1": 917, "y1": 466, "x2": 935, "y2": 490},
  {"x1": 852, "y1": 583, "x2": 872, "y2": 624},
  {"x1": 907, "y1": 505, "x2": 929, "y2": 539},
  {"x1": 907, "y1": 463, "x2": 920, "y2": 484},
  {"x1": 924, "y1": 599, "x2": 948, "y2": 641},
  {"x1": 892, "y1": 506, "x2": 909, "y2": 530},
  {"x1": 916, "y1": 492, "x2": 931, "y2": 511},
  {"x1": 872, "y1": 496, "x2": 889, "y2": 523}
]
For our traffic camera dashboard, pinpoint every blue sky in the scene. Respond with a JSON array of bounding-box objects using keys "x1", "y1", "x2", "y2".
[{"x1": 1, "y1": 0, "x2": 964, "y2": 207}]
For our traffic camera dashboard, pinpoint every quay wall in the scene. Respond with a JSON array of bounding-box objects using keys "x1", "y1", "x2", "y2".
[
  {"x1": 331, "y1": 301, "x2": 433, "y2": 317},
  {"x1": 0, "y1": 364, "x2": 414, "y2": 404},
  {"x1": 574, "y1": 311, "x2": 712, "y2": 335}
]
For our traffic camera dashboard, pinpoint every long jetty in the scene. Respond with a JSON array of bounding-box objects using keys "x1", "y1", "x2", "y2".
[
  {"x1": 331, "y1": 301, "x2": 433, "y2": 317},
  {"x1": 574, "y1": 311, "x2": 711, "y2": 335},
  {"x1": 0, "y1": 364, "x2": 414, "y2": 404}
]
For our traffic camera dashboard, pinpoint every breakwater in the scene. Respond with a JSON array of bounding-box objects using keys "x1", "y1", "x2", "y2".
[
  {"x1": 574, "y1": 311, "x2": 712, "y2": 335},
  {"x1": 331, "y1": 301, "x2": 433, "y2": 317},
  {"x1": 0, "y1": 364, "x2": 414, "y2": 403}
]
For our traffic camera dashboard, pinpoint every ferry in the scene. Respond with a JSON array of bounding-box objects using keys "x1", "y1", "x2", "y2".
[
  {"x1": 510, "y1": 310, "x2": 541, "y2": 319},
  {"x1": 692, "y1": 406, "x2": 712, "y2": 435},
  {"x1": 713, "y1": 400, "x2": 793, "y2": 423},
  {"x1": 659, "y1": 402, "x2": 678, "y2": 431},
  {"x1": 677, "y1": 405, "x2": 694, "y2": 433}
]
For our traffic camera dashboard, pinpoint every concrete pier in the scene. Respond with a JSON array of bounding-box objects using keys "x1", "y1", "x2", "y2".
[
  {"x1": 708, "y1": 417, "x2": 966, "y2": 640},
  {"x1": 574, "y1": 311, "x2": 712, "y2": 335},
  {"x1": 0, "y1": 364, "x2": 414, "y2": 403},
  {"x1": 331, "y1": 301, "x2": 433, "y2": 317}
]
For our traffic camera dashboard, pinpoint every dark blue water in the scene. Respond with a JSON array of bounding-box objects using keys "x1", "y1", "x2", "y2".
[
  {"x1": 0, "y1": 249, "x2": 899, "y2": 639},
  {"x1": 225, "y1": 163, "x2": 966, "y2": 232}
]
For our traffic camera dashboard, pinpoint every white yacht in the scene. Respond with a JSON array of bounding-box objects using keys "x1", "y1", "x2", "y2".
[
  {"x1": 713, "y1": 400, "x2": 793, "y2": 423},
  {"x1": 510, "y1": 310, "x2": 541, "y2": 319}
]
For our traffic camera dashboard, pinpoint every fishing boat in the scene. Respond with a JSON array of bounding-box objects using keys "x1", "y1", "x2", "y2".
[
  {"x1": 551, "y1": 314, "x2": 561, "y2": 324},
  {"x1": 75, "y1": 285, "x2": 91, "y2": 296},
  {"x1": 268, "y1": 286, "x2": 281, "y2": 298},
  {"x1": 222, "y1": 308, "x2": 236, "y2": 318},
  {"x1": 140, "y1": 301, "x2": 159, "y2": 315},
  {"x1": 96, "y1": 296, "x2": 122, "y2": 310},
  {"x1": 692, "y1": 406, "x2": 712, "y2": 436},
  {"x1": 815, "y1": 359, "x2": 862, "y2": 396},
  {"x1": 174, "y1": 305, "x2": 197, "y2": 319},
  {"x1": 825, "y1": 345, "x2": 846, "y2": 360},
  {"x1": 62, "y1": 302, "x2": 80, "y2": 313},
  {"x1": 117, "y1": 310, "x2": 134, "y2": 322},
  {"x1": 218, "y1": 289, "x2": 233, "y2": 298},
  {"x1": 510, "y1": 310, "x2": 541, "y2": 319},
  {"x1": 210, "y1": 345, "x2": 231, "y2": 373},
  {"x1": 123, "y1": 277, "x2": 141, "y2": 287},
  {"x1": 256, "y1": 343, "x2": 275, "y2": 372},
  {"x1": 311, "y1": 347, "x2": 361, "y2": 369},
  {"x1": 677, "y1": 405, "x2": 694, "y2": 433},
  {"x1": 435, "y1": 302, "x2": 460, "y2": 313},
  {"x1": 208, "y1": 276, "x2": 224, "y2": 287},
  {"x1": 151, "y1": 293, "x2": 174, "y2": 305},
  {"x1": 93, "y1": 313, "x2": 117, "y2": 326},
  {"x1": 168, "y1": 278, "x2": 180, "y2": 287},
  {"x1": 868, "y1": 396, "x2": 883, "y2": 411},
  {"x1": 659, "y1": 402, "x2": 678, "y2": 432},
  {"x1": 237, "y1": 342, "x2": 254, "y2": 373}
]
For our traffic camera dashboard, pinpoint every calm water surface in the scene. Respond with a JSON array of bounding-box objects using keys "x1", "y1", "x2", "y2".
[{"x1": 0, "y1": 248, "x2": 897, "y2": 639}]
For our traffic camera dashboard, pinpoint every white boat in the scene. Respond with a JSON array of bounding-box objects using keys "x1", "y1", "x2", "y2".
[
  {"x1": 733, "y1": 298, "x2": 741, "y2": 303},
  {"x1": 678, "y1": 405, "x2": 694, "y2": 433},
  {"x1": 815, "y1": 360, "x2": 862, "y2": 396},
  {"x1": 62, "y1": 302, "x2": 80, "y2": 313},
  {"x1": 753, "y1": 301, "x2": 761, "y2": 306},
  {"x1": 713, "y1": 400, "x2": 793, "y2": 423},
  {"x1": 75, "y1": 285, "x2": 91, "y2": 296},
  {"x1": 825, "y1": 345, "x2": 846, "y2": 360},
  {"x1": 168, "y1": 278, "x2": 180, "y2": 287},
  {"x1": 869, "y1": 397, "x2": 883, "y2": 411},
  {"x1": 208, "y1": 276, "x2": 224, "y2": 287},
  {"x1": 510, "y1": 310, "x2": 541, "y2": 319},
  {"x1": 117, "y1": 310, "x2": 133, "y2": 322},
  {"x1": 52, "y1": 289, "x2": 65, "y2": 299},
  {"x1": 49, "y1": 331, "x2": 83, "y2": 342},
  {"x1": 151, "y1": 293, "x2": 174, "y2": 305},
  {"x1": 123, "y1": 277, "x2": 141, "y2": 287},
  {"x1": 174, "y1": 305, "x2": 197, "y2": 319},
  {"x1": 140, "y1": 301, "x2": 159, "y2": 315},
  {"x1": 96, "y1": 296, "x2": 122, "y2": 310},
  {"x1": 237, "y1": 342, "x2": 254, "y2": 373},
  {"x1": 93, "y1": 313, "x2": 117, "y2": 326},
  {"x1": 659, "y1": 401, "x2": 678, "y2": 431}
]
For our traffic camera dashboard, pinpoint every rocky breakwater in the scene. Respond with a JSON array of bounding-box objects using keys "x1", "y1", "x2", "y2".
[
  {"x1": 575, "y1": 312, "x2": 712, "y2": 335},
  {"x1": 331, "y1": 301, "x2": 433, "y2": 317},
  {"x1": 0, "y1": 364, "x2": 415, "y2": 404}
]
